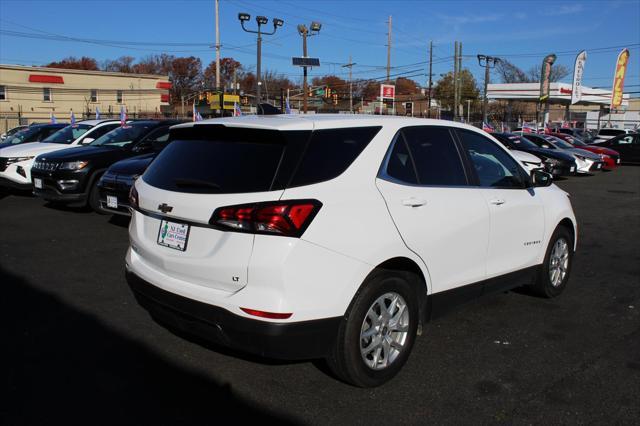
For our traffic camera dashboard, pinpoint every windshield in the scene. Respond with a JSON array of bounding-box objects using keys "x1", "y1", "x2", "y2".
[
  {"x1": 545, "y1": 136, "x2": 573, "y2": 149},
  {"x1": 567, "y1": 137, "x2": 587, "y2": 147},
  {"x1": 505, "y1": 134, "x2": 539, "y2": 149},
  {"x1": 43, "y1": 124, "x2": 92, "y2": 144},
  {"x1": 90, "y1": 123, "x2": 154, "y2": 147},
  {"x1": 523, "y1": 134, "x2": 555, "y2": 149},
  {"x1": 3, "y1": 127, "x2": 41, "y2": 145}
]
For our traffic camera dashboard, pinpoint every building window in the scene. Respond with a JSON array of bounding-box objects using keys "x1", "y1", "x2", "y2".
[
  {"x1": 117, "y1": 90, "x2": 123, "y2": 104},
  {"x1": 0, "y1": 85, "x2": 6, "y2": 100},
  {"x1": 43, "y1": 87, "x2": 51, "y2": 102},
  {"x1": 90, "y1": 89, "x2": 97, "y2": 103}
]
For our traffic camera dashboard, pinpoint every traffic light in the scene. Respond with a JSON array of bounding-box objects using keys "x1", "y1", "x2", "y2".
[
  {"x1": 325, "y1": 87, "x2": 331, "y2": 98},
  {"x1": 308, "y1": 87, "x2": 313, "y2": 98},
  {"x1": 332, "y1": 93, "x2": 338, "y2": 105}
]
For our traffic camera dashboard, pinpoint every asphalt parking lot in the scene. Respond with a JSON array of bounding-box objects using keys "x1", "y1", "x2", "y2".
[{"x1": 2, "y1": 167, "x2": 639, "y2": 425}]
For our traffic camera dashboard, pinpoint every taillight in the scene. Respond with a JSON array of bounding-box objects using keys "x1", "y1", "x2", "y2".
[
  {"x1": 240, "y1": 308, "x2": 292, "y2": 320},
  {"x1": 129, "y1": 184, "x2": 139, "y2": 209},
  {"x1": 210, "y1": 199, "x2": 322, "y2": 237}
]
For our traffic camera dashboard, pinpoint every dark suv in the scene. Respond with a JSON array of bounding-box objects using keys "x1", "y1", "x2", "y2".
[{"x1": 31, "y1": 120, "x2": 182, "y2": 211}]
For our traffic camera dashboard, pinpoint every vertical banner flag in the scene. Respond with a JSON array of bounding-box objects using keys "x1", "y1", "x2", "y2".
[
  {"x1": 95, "y1": 106, "x2": 101, "y2": 120},
  {"x1": 50, "y1": 112, "x2": 57, "y2": 124},
  {"x1": 571, "y1": 50, "x2": 587, "y2": 105},
  {"x1": 285, "y1": 97, "x2": 292, "y2": 114},
  {"x1": 234, "y1": 102, "x2": 242, "y2": 117},
  {"x1": 611, "y1": 48, "x2": 630, "y2": 109},
  {"x1": 119, "y1": 105, "x2": 127, "y2": 127},
  {"x1": 70, "y1": 110, "x2": 76, "y2": 127},
  {"x1": 192, "y1": 103, "x2": 197, "y2": 122},
  {"x1": 539, "y1": 54, "x2": 557, "y2": 102}
]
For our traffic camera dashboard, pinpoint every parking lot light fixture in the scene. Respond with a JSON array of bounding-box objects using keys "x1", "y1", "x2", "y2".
[{"x1": 238, "y1": 14, "x2": 284, "y2": 106}]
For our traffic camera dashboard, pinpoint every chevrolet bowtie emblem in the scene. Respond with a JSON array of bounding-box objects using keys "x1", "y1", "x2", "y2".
[{"x1": 158, "y1": 203, "x2": 173, "y2": 213}]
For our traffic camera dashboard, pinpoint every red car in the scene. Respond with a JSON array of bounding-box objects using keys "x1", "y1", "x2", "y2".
[{"x1": 548, "y1": 132, "x2": 621, "y2": 170}]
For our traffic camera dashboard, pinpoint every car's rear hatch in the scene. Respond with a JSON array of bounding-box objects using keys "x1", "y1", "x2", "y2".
[{"x1": 130, "y1": 123, "x2": 312, "y2": 293}]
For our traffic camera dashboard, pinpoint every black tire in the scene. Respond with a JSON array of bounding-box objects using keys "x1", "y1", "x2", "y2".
[
  {"x1": 88, "y1": 178, "x2": 106, "y2": 214},
  {"x1": 531, "y1": 226, "x2": 574, "y2": 298},
  {"x1": 326, "y1": 269, "x2": 420, "y2": 387}
]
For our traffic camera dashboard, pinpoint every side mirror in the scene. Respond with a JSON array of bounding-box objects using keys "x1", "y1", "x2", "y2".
[
  {"x1": 81, "y1": 137, "x2": 95, "y2": 145},
  {"x1": 531, "y1": 169, "x2": 553, "y2": 187}
]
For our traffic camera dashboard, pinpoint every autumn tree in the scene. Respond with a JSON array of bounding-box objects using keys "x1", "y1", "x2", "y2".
[
  {"x1": 433, "y1": 69, "x2": 480, "y2": 110},
  {"x1": 204, "y1": 57, "x2": 243, "y2": 90},
  {"x1": 262, "y1": 70, "x2": 295, "y2": 98},
  {"x1": 496, "y1": 59, "x2": 531, "y2": 83},
  {"x1": 46, "y1": 56, "x2": 98, "y2": 71},
  {"x1": 169, "y1": 56, "x2": 203, "y2": 103},
  {"x1": 132, "y1": 54, "x2": 175, "y2": 75},
  {"x1": 527, "y1": 64, "x2": 570, "y2": 83},
  {"x1": 102, "y1": 56, "x2": 136, "y2": 73},
  {"x1": 395, "y1": 77, "x2": 421, "y2": 95},
  {"x1": 311, "y1": 75, "x2": 347, "y2": 92}
]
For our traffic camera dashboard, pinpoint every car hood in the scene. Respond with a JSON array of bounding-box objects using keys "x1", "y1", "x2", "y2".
[
  {"x1": 107, "y1": 153, "x2": 156, "y2": 176},
  {"x1": 0, "y1": 142, "x2": 73, "y2": 158},
  {"x1": 581, "y1": 146, "x2": 619, "y2": 156},
  {"x1": 37, "y1": 145, "x2": 128, "y2": 162},
  {"x1": 511, "y1": 150, "x2": 541, "y2": 163},
  {"x1": 566, "y1": 148, "x2": 601, "y2": 160}
]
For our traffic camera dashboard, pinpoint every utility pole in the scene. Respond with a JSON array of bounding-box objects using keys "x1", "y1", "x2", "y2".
[
  {"x1": 238, "y1": 13, "x2": 284, "y2": 109},
  {"x1": 467, "y1": 99, "x2": 471, "y2": 123},
  {"x1": 477, "y1": 54, "x2": 500, "y2": 124},
  {"x1": 298, "y1": 22, "x2": 321, "y2": 114},
  {"x1": 386, "y1": 16, "x2": 392, "y2": 82},
  {"x1": 215, "y1": 0, "x2": 220, "y2": 90},
  {"x1": 427, "y1": 40, "x2": 433, "y2": 118},
  {"x1": 453, "y1": 41, "x2": 458, "y2": 120},
  {"x1": 342, "y1": 55, "x2": 356, "y2": 113},
  {"x1": 457, "y1": 42, "x2": 462, "y2": 119}
]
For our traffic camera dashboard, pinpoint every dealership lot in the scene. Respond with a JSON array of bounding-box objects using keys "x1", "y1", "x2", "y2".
[{"x1": 1, "y1": 167, "x2": 639, "y2": 424}]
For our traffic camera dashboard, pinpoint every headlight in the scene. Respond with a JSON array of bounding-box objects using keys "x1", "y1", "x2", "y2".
[
  {"x1": 6, "y1": 156, "x2": 34, "y2": 165},
  {"x1": 59, "y1": 161, "x2": 89, "y2": 170}
]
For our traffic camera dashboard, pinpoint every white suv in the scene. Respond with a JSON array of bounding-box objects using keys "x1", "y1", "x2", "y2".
[
  {"x1": 0, "y1": 119, "x2": 119, "y2": 190},
  {"x1": 126, "y1": 115, "x2": 577, "y2": 387}
]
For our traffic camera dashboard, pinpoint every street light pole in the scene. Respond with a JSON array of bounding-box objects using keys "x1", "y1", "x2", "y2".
[
  {"x1": 297, "y1": 22, "x2": 321, "y2": 114},
  {"x1": 238, "y1": 13, "x2": 284, "y2": 110},
  {"x1": 477, "y1": 54, "x2": 500, "y2": 124}
]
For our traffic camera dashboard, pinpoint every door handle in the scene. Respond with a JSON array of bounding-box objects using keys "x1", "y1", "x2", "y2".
[
  {"x1": 402, "y1": 198, "x2": 427, "y2": 207},
  {"x1": 489, "y1": 198, "x2": 506, "y2": 205}
]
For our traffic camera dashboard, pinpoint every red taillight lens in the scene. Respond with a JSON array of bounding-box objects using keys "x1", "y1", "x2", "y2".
[
  {"x1": 210, "y1": 199, "x2": 321, "y2": 237},
  {"x1": 129, "y1": 185, "x2": 139, "y2": 209}
]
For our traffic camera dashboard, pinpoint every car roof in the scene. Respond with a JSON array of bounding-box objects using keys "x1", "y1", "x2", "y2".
[
  {"x1": 172, "y1": 114, "x2": 485, "y2": 132},
  {"x1": 77, "y1": 119, "x2": 119, "y2": 126}
]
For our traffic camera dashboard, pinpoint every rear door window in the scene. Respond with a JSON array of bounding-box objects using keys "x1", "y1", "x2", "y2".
[{"x1": 288, "y1": 126, "x2": 381, "y2": 187}]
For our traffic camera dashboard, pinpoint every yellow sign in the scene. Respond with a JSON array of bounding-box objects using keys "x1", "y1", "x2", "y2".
[
  {"x1": 208, "y1": 93, "x2": 241, "y2": 110},
  {"x1": 611, "y1": 49, "x2": 630, "y2": 109}
]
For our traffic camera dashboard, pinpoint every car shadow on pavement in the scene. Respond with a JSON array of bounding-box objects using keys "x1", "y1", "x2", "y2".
[
  {"x1": 42, "y1": 201, "x2": 93, "y2": 214},
  {"x1": 107, "y1": 214, "x2": 131, "y2": 228},
  {"x1": 0, "y1": 266, "x2": 299, "y2": 425}
]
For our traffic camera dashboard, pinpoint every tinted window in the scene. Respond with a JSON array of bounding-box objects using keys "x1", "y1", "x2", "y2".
[
  {"x1": 600, "y1": 129, "x2": 625, "y2": 136},
  {"x1": 386, "y1": 134, "x2": 418, "y2": 184},
  {"x1": 43, "y1": 124, "x2": 92, "y2": 144},
  {"x1": 91, "y1": 123, "x2": 156, "y2": 147},
  {"x1": 289, "y1": 126, "x2": 381, "y2": 187},
  {"x1": 144, "y1": 127, "x2": 309, "y2": 194},
  {"x1": 524, "y1": 134, "x2": 555, "y2": 149},
  {"x1": 401, "y1": 126, "x2": 467, "y2": 186},
  {"x1": 458, "y1": 130, "x2": 526, "y2": 189}
]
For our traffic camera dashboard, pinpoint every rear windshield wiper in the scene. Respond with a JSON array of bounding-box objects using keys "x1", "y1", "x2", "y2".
[{"x1": 174, "y1": 178, "x2": 221, "y2": 190}]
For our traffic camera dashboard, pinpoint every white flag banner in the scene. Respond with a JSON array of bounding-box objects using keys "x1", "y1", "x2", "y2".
[{"x1": 571, "y1": 50, "x2": 587, "y2": 105}]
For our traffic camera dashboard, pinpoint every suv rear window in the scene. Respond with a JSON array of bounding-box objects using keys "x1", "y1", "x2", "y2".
[{"x1": 143, "y1": 125, "x2": 380, "y2": 194}]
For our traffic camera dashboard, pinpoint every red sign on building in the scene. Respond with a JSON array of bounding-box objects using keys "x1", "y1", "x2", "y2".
[{"x1": 380, "y1": 84, "x2": 395, "y2": 99}]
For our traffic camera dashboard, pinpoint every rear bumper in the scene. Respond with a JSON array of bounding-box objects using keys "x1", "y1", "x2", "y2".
[{"x1": 126, "y1": 270, "x2": 342, "y2": 360}]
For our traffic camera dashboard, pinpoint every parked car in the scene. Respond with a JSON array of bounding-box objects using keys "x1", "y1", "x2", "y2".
[
  {"x1": 31, "y1": 120, "x2": 181, "y2": 210},
  {"x1": 592, "y1": 128, "x2": 631, "y2": 143},
  {"x1": 491, "y1": 133, "x2": 577, "y2": 177},
  {"x1": 0, "y1": 123, "x2": 66, "y2": 150},
  {"x1": 556, "y1": 128, "x2": 596, "y2": 143},
  {"x1": 0, "y1": 120, "x2": 120, "y2": 191},
  {"x1": 591, "y1": 132, "x2": 639, "y2": 164},
  {"x1": 548, "y1": 132, "x2": 620, "y2": 170},
  {"x1": 522, "y1": 133, "x2": 605, "y2": 173},
  {"x1": 126, "y1": 116, "x2": 577, "y2": 387},
  {"x1": 0, "y1": 125, "x2": 28, "y2": 141},
  {"x1": 98, "y1": 151, "x2": 165, "y2": 216},
  {"x1": 509, "y1": 150, "x2": 544, "y2": 173}
]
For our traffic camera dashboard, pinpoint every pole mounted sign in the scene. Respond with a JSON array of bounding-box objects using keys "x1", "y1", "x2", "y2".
[
  {"x1": 570, "y1": 50, "x2": 587, "y2": 105},
  {"x1": 539, "y1": 54, "x2": 557, "y2": 103},
  {"x1": 380, "y1": 84, "x2": 395, "y2": 99},
  {"x1": 611, "y1": 48, "x2": 630, "y2": 109}
]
